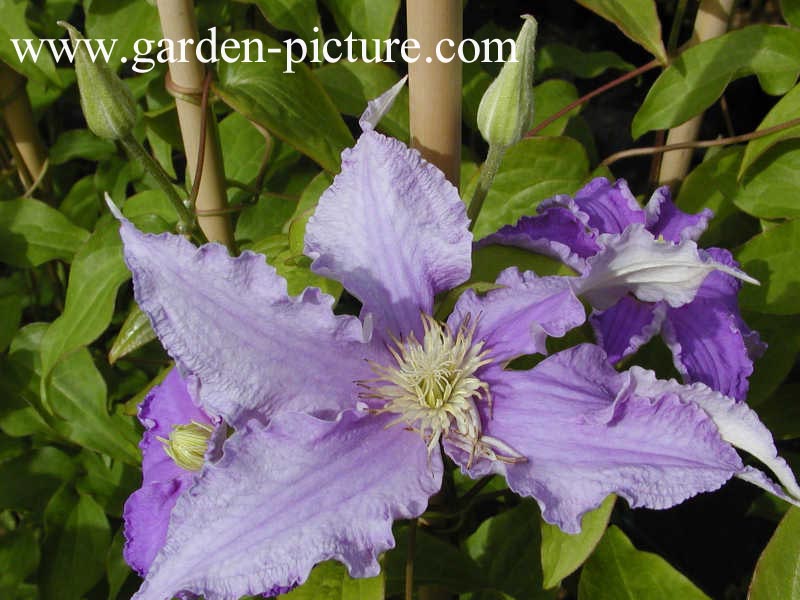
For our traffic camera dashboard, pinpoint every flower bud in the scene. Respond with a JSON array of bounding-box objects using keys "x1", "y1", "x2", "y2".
[
  {"x1": 59, "y1": 21, "x2": 137, "y2": 140},
  {"x1": 477, "y1": 15, "x2": 537, "y2": 148}
]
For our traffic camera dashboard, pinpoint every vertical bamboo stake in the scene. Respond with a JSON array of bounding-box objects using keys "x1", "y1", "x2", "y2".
[
  {"x1": 406, "y1": 7, "x2": 462, "y2": 600},
  {"x1": 406, "y1": 0, "x2": 462, "y2": 187},
  {"x1": 155, "y1": 0, "x2": 234, "y2": 248},
  {"x1": 405, "y1": 7, "x2": 462, "y2": 600},
  {"x1": 0, "y1": 64, "x2": 48, "y2": 191},
  {"x1": 658, "y1": 0, "x2": 735, "y2": 187}
]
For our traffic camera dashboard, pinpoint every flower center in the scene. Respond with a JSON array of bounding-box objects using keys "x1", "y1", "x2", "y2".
[
  {"x1": 158, "y1": 421, "x2": 213, "y2": 472},
  {"x1": 362, "y1": 314, "x2": 524, "y2": 466}
]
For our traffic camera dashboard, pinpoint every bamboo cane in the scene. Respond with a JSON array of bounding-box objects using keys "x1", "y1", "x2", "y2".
[
  {"x1": 406, "y1": 0, "x2": 462, "y2": 187},
  {"x1": 155, "y1": 0, "x2": 234, "y2": 249},
  {"x1": 0, "y1": 64, "x2": 48, "y2": 193},
  {"x1": 658, "y1": 0, "x2": 736, "y2": 187}
]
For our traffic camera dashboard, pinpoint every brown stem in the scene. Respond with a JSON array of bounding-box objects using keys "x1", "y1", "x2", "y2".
[
  {"x1": 0, "y1": 64, "x2": 49, "y2": 195},
  {"x1": 156, "y1": 0, "x2": 234, "y2": 250},
  {"x1": 600, "y1": 116, "x2": 800, "y2": 167},
  {"x1": 526, "y1": 59, "x2": 661, "y2": 138},
  {"x1": 406, "y1": 0, "x2": 462, "y2": 186},
  {"x1": 658, "y1": 0, "x2": 735, "y2": 187}
]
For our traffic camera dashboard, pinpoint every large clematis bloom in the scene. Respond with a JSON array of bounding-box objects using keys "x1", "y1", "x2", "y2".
[
  {"x1": 116, "y1": 88, "x2": 800, "y2": 600},
  {"x1": 480, "y1": 178, "x2": 766, "y2": 400}
]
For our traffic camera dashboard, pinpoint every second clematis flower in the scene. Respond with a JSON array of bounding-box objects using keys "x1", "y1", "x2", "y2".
[
  {"x1": 480, "y1": 177, "x2": 766, "y2": 401},
  {"x1": 115, "y1": 87, "x2": 800, "y2": 600}
]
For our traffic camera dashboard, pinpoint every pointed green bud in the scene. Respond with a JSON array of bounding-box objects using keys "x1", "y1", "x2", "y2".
[
  {"x1": 477, "y1": 15, "x2": 538, "y2": 148},
  {"x1": 58, "y1": 21, "x2": 137, "y2": 140}
]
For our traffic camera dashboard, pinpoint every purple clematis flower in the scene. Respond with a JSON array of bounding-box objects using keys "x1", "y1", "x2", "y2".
[
  {"x1": 480, "y1": 177, "x2": 766, "y2": 401},
  {"x1": 123, "y1": 369, "x2": 217, "y2": 577},
  {"x1": 114, "y1": 88, "x2": 800, "y2": 600}
]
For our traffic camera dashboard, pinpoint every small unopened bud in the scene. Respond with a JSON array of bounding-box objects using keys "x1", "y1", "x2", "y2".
[
  {"x1": 477, "y1": 15, "x2": 538, "y2": 148},
  {"x1": 59, "y1": 21, "x2": 137, "y2": 140}
]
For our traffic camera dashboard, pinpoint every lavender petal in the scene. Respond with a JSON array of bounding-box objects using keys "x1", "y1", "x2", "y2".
[{"x1": 305, "y1": 130, "x2": 471, "y2": 342}]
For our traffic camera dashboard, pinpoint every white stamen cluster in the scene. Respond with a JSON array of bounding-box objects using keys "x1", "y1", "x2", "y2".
[
  {"x1": 158, "y1": 421, "x2": 213, "y2": 472},
  {"x1": 362, "y1": 314, "x2": 524, "y2": 466}
]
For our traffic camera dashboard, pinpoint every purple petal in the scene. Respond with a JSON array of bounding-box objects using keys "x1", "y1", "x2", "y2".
[
  {"x1": 645, "y1": 186, "x2": 713, "y2": 243},
  {"x1": 448, "y1": 268, "x2": 586, "y2": 363},
  {"x1": 475, "y1": 207, "x2": 601, "y2": 273},
  {"x1": 576, "y1": 225, "x2": 757, "y2": 310},
  {"x1": 629, "y1": 368, "x2": 800, "y2": 506},
  {"x1": 447, "y1": 345, "x2": 744, "y2": 533},
  {"x1": 118, "y1": 220, "x2": 372, "y2": 427},
  {"x1": 359, "y1": 76, "x2": 407, "y2": 131},
  {"x1": 543, "y1": 177, "x2": 645, "y2": 235},
  {"x1": 304, "y1": 130, "x2": 471, "y2": 342},
  {"x1": 124, "y1": 480, "x2": 189, "y2": 577},
  {"x1": 662, "y1": 248, "x2": 765, "y2": 401},
  {"x1": 134, "y1": 410, "x2": 441, "y2": 600},
  {"x1": 590, "y1": 297, "x2": 666, "y2": 364},
  {"x1": 124, "y1": 370, "x2": 211, "y2": 577},
  {"x1": 138, "y1": 371, "x2": 210, "y2": 485}
]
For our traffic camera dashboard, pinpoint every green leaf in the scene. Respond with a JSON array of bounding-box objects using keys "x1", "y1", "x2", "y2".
[
  {"x1": 215, "y1": 31, "x2": 353, "y2": 173},
  {"x1": 106, "y1": 527, "x2": 133, "y2": 600},
  {"x1": 323, "y1": 0, "x2": 401, "y2": 40},
  {"x1": 60, "y1": 175, "x2": 102, "y2": 231},
  {"x1": 108, "y1": 304, "x2": 156, "y2": 365},
  {"x1": 536, "y1": 43, "x2": 634, "y2": 79},
  {"x1": 575, "y1": 0, "x2": 666, "y2": 63},
  {"x1": 745, "y1": 314, "x2": 800, "y2": 407},
  {"x1": 471, "y1": 137, "x2": 590, "y2": 238},
  {"x1": 676, "y1": 147, "x2": 758, "y2": 248},
  {"x1": 782, "y1": 0, "x2": 800, "y2": 27},
  {"x1": 0, "y1": 198, "x2": 90, "y2": 267},
  {"x1": 281, "y1": 560, "x2": 384, "y2": 600},
  {"x1": 0, "y1": 526, "x2": 39, "y2": 594},
  {"x1": 385, "y1": 525, "x2": 488, "y2": 595},
  {"x1": 0, "y1": 446, "x2": 76, "y2": 513},
  {"x1": 740, "y1": 83, "x2": 800, "y2": 176},
  {"x1": 236, "y1": 0, "x2": 320, "y2": 42},
  {"x1": 0, "y1": 0, "x2": 60, "y2": 85},
  {"x1": 578, "y1": 526, "x2": 709, "y2": 600},
  {"x1": 755, "y1": 383, "x2": 800, "y2": 440},
  {"x1": 75, "y1": 450, "x2": 139, "y2": 517},
  {"x1": 734, "y1": 141, "x2": 800, "y2": 219},
  {"x1": 633, "y1": 26, "x2": 800, "y2": 137},
  {"x1": 541, "y1": 495, "x2": 615, "y2": 589},
  {"x1": 735, "y1": 219, "x2": 800, "y2": 315},
  {"x1": 315, "y1": 61, "x2": 410, "y2": 141},
  {"x1": 248, "y1": 235, "x2": 342, "y2": 298},
  {"x1": 0, "y1": 277, "x2": 23, "y2": 352},
  {"x1": 41, "y1": 487, "x2": 111, "y2": 600},
  {"x1": 122, "y1": 189, "x2": 177, "y2": 234},
  {"x1": 10, "y1": 324, "x2": 141, "y2": 464},
  {"x1": 235, "y1": 193, "x2": 298, "y2": 244},
  {"x1": 219, "y1": 111, "x2": 269, "y2": 190},
  {"x1": 465, "y1": 500, "x2": 553, "y2": 600},
  {"x1": 749, "y1": 507, "x2": 800, "y2": 599},
  {"x1": 50, "y1": 129, "x2": 117, "y2": 165},
  {"x1": 531, "y1": 79, "x2": 580, "y2": 137},
  {"x1": 471, "y1": 245, "x2": 575, "y2": 285},
  {"x1": 40, "y1": 218, "x2": 130, "y2": 382},
  {"x1": 84, "y1": 0, "x2": 161, "y2": 71}
]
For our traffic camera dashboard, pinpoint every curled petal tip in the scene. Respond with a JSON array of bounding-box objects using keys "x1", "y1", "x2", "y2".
[
  {"x1": 105, "y1": 192, "x2": 124, "y2": 220},
  {"x1": 359, "y1": 76, "x2": 408, "y2": 132}
]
